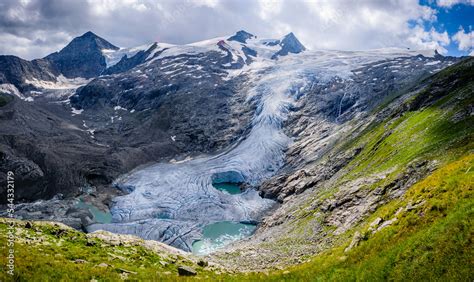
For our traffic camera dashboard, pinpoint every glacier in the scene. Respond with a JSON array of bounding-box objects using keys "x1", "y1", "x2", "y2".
[{"x1": 88, "y1": 34, "x2": 440, "y2": 252}]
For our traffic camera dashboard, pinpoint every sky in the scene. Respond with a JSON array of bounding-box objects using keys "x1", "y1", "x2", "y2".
[{"x1": 0, "y1": 0, "x2": 472, "y2": 60}]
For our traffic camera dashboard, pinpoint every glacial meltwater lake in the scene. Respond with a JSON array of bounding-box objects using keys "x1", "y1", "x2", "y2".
[
  {"x1": 212, "y1": 182, "x2": 242, "y2": 194},
  {"x1": 76, "y1": 199, "x2": 112, "y2": 224},
  {"x1": 192, "y1": 221, "x2": 257, "y2": 255}
]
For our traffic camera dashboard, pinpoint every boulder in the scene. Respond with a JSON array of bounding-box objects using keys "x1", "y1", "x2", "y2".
[{"x1": 177, "y1": 265, "x2": 197, "y2": 276}]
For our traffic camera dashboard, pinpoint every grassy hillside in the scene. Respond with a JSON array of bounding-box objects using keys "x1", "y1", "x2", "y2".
[{"x1": 0, "y1": 220, "x2": 221, "y2": 281}]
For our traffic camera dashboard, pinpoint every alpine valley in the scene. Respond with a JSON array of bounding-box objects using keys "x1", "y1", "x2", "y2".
[{"x1": 0, "y1": 30, "x2": 472, "y2": 281}]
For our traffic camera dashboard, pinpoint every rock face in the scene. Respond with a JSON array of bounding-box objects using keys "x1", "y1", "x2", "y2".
[
  {"x1": 228, "y1": 30, "x2": 256, "y2": 43},
  {"x1": 0, "y1": 90, "x2": 185, "y2": 204},
  {"x1": 102, "y1": 43, "x2": 160, "y2": 75},
  {"x1": 45, "y1": 31, "x2": 119, "y2": 78},
  {"x1": 320, "y1": 160, "x2": 435, "y2": 235},
  {"x1": 260, "y1": 147, "x2": 363, "y2": 201},
  {"x1": 70, "y1": 42, "x2": 256, "y2": 154},
  {"x1": 0, "y1": 56, "x2": 59, "y2": 92},
  {"x1": 272, "y1": 32, "x2": 306, "y2": 59}
]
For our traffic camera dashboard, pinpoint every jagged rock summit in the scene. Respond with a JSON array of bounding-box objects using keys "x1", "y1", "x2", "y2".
[
  {"x1": 45, "y1": 31, "x2": 119, "y2": 78},
  {"x1": 272, "y1": 32, "x2": 306, "y2": 59},
  {"x1": 227, "y1": 30, "x2": 256, "y2": 43}
]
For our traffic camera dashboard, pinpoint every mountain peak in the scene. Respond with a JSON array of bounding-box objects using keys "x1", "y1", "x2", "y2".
[
  {"x1": 282, "y1": 32, "x2": 296, "y2": 41},
  {"x1": 45, "y1": 31, "x2": 118, "y2": 78},
  {"x1": 82, "y1": 31, "x2": 96, "y2": 37},
  {"x1": 271, "y1": 32, "x2": 306, "y2": 59},
  {"x1": 434, "y1": 49, "x2": 444, "y2": 59},
  {"x1": 73, "y1": 31, "x2": 119, "y2": 51},
  {"x1": 280, "y1": 32, "x2": 305, "y2": 51},
  {"x1": 228, "y1": 30, "x2": 256, "y2": 43}
]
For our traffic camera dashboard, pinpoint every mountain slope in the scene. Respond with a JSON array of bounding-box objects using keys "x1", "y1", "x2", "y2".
[
  {"x1": 102, "y1": 43, "x2": 160, "y2": 75},
  {"x1": 0, "y1": 56, "x2": 59, "y2": 93}
]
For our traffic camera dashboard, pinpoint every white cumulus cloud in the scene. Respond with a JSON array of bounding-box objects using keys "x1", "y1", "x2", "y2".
[
  {"x1": 407, "y1": 26, "x2": 451, "y2": 54},
  {"x1": 452, "y1": 27, "x2": 474, "y2": 53},
  {"x1": 436, "y1": 0, "x2": 474, "y2": 8}
]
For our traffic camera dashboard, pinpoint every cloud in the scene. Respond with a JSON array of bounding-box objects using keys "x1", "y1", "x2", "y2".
[
  {"x1": 452, "y1": 26, "x2": 473, "y2": 52},
  {"x1": 407, "y1": 26, "x2": 451, "y2": 54},
  {"x1": 265, "y1": 0, "x2": 442, "y2": 52},
  {"x1": 436, "y1": 0, "x2": 474, "y2": 8},
  {"x1": 0, "y1": 0, "x2": 458, "y2": 59}
]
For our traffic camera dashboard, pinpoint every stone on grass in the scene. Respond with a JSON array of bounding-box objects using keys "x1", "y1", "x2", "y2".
[{"x1": 178, "y1": 265, "x2": 197, "y2": 276}]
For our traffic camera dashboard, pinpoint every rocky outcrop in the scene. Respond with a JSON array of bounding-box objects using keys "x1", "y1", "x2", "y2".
[
  {"x1": 103, "y1": 43, "x2": 165, "y2": 75},
  {"x1": 0, "y1": 55, "x2": 59, "y2": 92},
  {"x1": 87, "y1": 230, "x2": 188, "y2": 257},
  {"x1": 228, "y1": 30, "x2": 256, "y2": 43},
  {"x1": 271, "y1": 32, "x2": 306, "y2": 59},
  {"x1": 0, "y1": 147, "x2": 45, "y2": 199},
  {"x1": 260, "y1": 146, "x2": 363, "y2": 201},
  {"x1": 320, "y1": 160, "x2": 436, "y2": 234}
]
